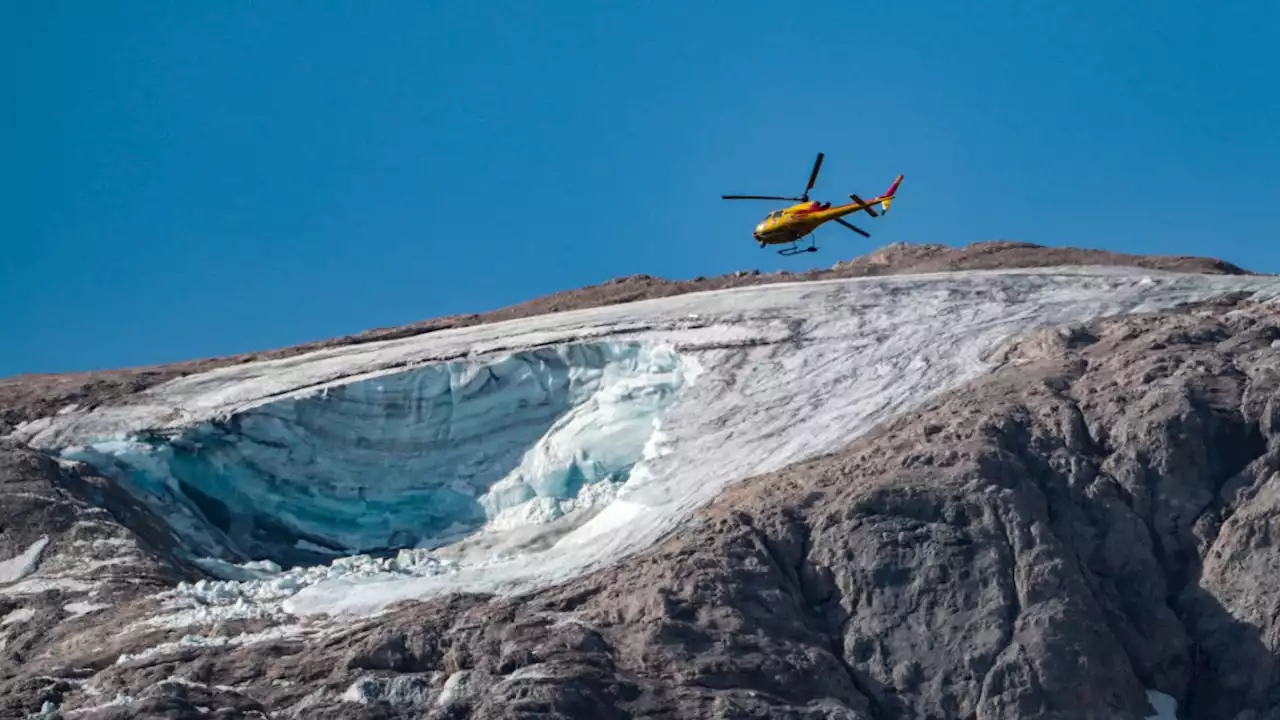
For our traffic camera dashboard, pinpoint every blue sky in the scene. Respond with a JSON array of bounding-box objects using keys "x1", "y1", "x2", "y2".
[{"x1": 4, "y1": 1, "x2": 1278, "y2": 375}]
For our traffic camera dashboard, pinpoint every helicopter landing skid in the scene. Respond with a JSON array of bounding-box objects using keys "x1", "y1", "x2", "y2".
[
  {"x1": 775, "y1": 236, "x2": 818, "y2": 256},
  {"x1": 777, "y1": 245, "x2": 818, "y2": 256}
]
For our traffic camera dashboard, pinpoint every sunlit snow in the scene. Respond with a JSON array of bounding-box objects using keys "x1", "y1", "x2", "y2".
[
  {"x1": 0, "y1": 536, "x2": 48, "y2": 585},
  {"x1": 13, "y1": 267, "x2": 1280, "y2": 624},
  {"x1": 1, "y1": 607, "x2": 36, "y2": 626},
  {"x1": 63, "y1": 601, "x2": 111, "y2": 619}
]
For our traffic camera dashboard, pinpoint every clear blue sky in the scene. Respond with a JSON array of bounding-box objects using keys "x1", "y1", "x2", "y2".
[{"x1": 5, "y1": 1, "x2": 1278, "y2": 376}]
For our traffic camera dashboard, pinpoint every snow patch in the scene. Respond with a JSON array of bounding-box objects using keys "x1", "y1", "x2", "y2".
[
  {"x1": 436, "y1": 671, "x2": 478, "y2": 708},
  {"x1": 0, "y1": 577, "x2": 94, "y2": 596},
  {"x1": 0, "y1": 536, "x2": 48, "y2": 585},
  {"x1": 59, "y1": 693, "x2": 135, "y2": 717},
  {"x1": 2, "y1": 607, "x2": 36, "y2": 626},
  {"x1": 114, "y1": 624, "x2": 309, "y2": 665},
  {"x1": 64, "y1": 601, "x2": 111, "y2": 618},
  {"x1": 1146, "y1": 689, "x2": 1178, "y2": 720},
  {"x1": 342, "y1": 675, "x2": 435, "y2": 707},
  {"x1": 160, "y1": 675, "x2": 239, "y2": 693}
]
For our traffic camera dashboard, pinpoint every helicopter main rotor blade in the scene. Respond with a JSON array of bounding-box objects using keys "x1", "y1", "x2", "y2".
[
  {"x1": 802, "y1": 152, "x2": 824, "y2": 199},
  {"x1": 722, "y1": 194, "x2": 804, "y2": 201},
  {"x1": 834, "y1": 217, "x2": 871, "y2": 237}
]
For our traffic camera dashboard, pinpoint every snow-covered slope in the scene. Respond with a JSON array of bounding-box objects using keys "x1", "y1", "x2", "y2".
[{"x1": 12, "y1": 266, "x2": 1280, "y2": 623}]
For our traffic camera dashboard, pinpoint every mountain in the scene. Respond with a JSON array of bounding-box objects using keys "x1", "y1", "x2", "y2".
[{"x1": 2, "y1": 241, "x2": 1277, "y2": 719}]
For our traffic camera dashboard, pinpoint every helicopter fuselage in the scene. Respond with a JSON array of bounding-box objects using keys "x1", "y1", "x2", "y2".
[{"x1": 752, "y1": 199, "x2": 878, "y2": 246}]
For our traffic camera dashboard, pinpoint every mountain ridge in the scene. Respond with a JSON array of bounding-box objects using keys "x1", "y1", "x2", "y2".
[{"x1": 0, "y1": 240, "x2": 1254, "y2": 438}]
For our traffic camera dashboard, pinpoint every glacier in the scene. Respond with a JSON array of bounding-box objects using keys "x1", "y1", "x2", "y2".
[
  {"x1": 56, "y1": 342, "x2": 691, "y2": 565},
  {"x1": 13, "y1": 266, "x2": 1280, "y2": 623}
]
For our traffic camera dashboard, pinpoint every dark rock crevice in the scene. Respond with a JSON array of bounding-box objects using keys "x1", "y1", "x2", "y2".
[
  {"x1": 979, "y1": 503, "x2": 1025, "y2": 714},
  {"x1": 738, "y1": 512, "x2": 884, "y2": 719}
]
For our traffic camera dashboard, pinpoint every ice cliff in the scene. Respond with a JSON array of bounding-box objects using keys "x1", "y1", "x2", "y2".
[{"x1": 54, "y1": 342, "x2": 691, "y2": 565}]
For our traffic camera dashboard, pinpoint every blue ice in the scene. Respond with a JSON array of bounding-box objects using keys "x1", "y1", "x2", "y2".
[{"x1": 61, "y1": 342, "x2": 689, "y2": 566}]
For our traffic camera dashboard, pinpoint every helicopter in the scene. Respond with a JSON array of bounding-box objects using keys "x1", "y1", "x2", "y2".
[{"x1": 722, "y1": 152, "x2": 903, "y2": 256}]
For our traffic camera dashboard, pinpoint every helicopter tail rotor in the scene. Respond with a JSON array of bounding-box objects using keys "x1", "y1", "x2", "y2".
[{"x1": 849, "y1": 193, "x2": 879, "y2": 217}]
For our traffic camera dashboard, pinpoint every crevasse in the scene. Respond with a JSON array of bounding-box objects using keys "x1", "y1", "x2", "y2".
[{"x1": 61, "y1": 342, "x2": 691, "y2": 566}]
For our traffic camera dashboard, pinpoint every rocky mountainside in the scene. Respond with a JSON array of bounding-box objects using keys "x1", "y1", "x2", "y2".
[{"x1": 3, "y1": 241, "x2": 1279, "y2": 719}]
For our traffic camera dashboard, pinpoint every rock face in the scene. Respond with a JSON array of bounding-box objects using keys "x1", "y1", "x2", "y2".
[{"x1": 3, "y1": 243, "x2": 1280, "y2": 718}]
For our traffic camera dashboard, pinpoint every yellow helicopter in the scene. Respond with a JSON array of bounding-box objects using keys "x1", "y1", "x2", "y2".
[{"x1": 723, "y1": 152, "x2": 903, "y2": 256}]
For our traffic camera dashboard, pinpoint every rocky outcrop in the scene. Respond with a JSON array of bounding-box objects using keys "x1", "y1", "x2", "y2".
[
  {"x1": 0, "y1": 442, "x2": 196, "y2": 719},
  {"x1": 2, "y1": 245, "x2": 1278, "y2": 718}
]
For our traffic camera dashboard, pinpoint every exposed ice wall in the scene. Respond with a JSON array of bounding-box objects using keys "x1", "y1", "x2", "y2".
[{"x1": 61, "y1": 342, "x2": 691, "y2": 564}]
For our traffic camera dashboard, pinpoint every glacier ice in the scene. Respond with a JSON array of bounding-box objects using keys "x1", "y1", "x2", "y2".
[
  {"x1": 60, "y1": 342, "x2": 691, "y2": 565},
  {"x1": 138, "y1": 548, "x2": 452, "y2": 630},
  {"x1": 17, "y1": 266, "x2": 1280, "y2": 621}
]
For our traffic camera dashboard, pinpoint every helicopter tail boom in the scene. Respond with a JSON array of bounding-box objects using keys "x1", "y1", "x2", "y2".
[{"x1": 880, "y1": 174, "x2": 904, "y2": 213}]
